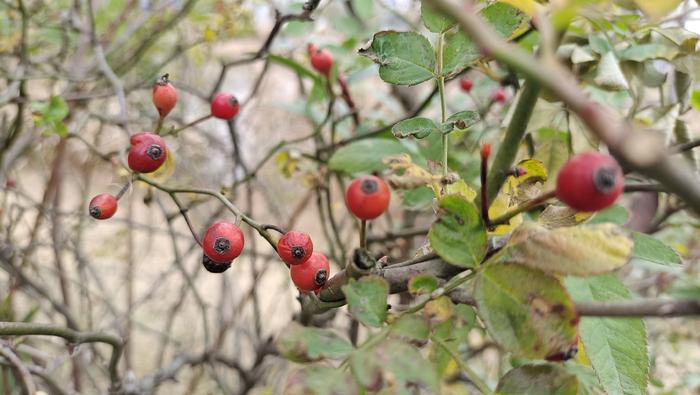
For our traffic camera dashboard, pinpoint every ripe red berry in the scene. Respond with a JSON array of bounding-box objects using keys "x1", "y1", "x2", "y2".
[
  {"x1": 210, "y1": 93, "x2": 240, "y2": 120},
  {"x1": 201, "y1": 253, "x2": 232, "y2": 273},
  {"x1": 310, "y1": 48, "x2": 333, "y2": 76},
  {"x1": 127, "y1": 132, "x2": 167, "y2": 173},
  {"x1": 89, "y1": 193, "x2": 118, "y2": 220},
  {"x1": 345, "y1": 175, "x2": 390, "y2": 220},
  {"x1": 290, "y1": 252, "x2": 330, "y2": 292},
  {"x1": 130, "y1": 132, "x2": 162, "y2": 147},
  {"x1": 277, "y1": 231, "x2": 313, "y2": 266},
  {"x1": 556, "y1": 152, "x2": 624, "y2": 212},
  {"x1": 152, "y1": 74, "x2": 177, "y2": 118},
  {"x1": 459, "y1": 78, "x2": 473, "y2": 92},
  {"x1": 492, "y1": 87, "x2": 507, "y2": 103},
  {"x1": 202, "y1": 222, "x2": 245, "y2": 264}
]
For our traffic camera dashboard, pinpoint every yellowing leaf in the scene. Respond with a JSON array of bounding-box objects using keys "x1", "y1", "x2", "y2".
[
  {"x1": 538, "y1": 205, "x2": 593, "y2": 228},
  {"x1": 150, "y1": 149, "x2": 176, "y2": 182},
  {"x1": 384, "y1": 154, "x2": 460, "y2": 197},
  {"x1": 423, "y1": 296, "x2": 454, "y2": 324},
  {"x1": 497, "y1": 0, "x2": 542, "y2": 16},
  {"x1": 634, "y1": 0, "x2": 683, "y2": 19},
  {"x1": 495, "y1": 222, "x2": 633, "y2": 276},
  {"x1": 275, "y1": 150, "x2": 299, "y2": 178},
  {"x1": 203, "y1": 26, "x2": 217, "y2": 42},
  {"x1": 444, "y1": 180, "x2": 477, "y2": 202},
  {"x1": 489, "y1": 159, "x2": 548, "y2": 235}
]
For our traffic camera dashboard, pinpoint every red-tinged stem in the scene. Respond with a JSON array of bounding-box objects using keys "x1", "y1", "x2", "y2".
[{"x1": 337, "y1": 75, "x2": 360, "y2": 127}]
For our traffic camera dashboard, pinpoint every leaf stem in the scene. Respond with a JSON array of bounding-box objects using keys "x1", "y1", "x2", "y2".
[
  {"x1": 433, "y1": 337, "x2": 493, "y2": 395},
  {"x1": 437, "y1": 32, "x2": 448, "y2": 177}
]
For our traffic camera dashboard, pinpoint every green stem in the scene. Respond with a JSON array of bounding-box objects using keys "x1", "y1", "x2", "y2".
[
  {"x1": 433, "y1": 337, "x2": 493, "y2": 395},
  {"x1": 437, "y1": 32, "x2": 448, "y2": 177},
  {"x1": 0, "y1": 322, "x2": 123, "y2": 392},
  {"x1": 485, "y1": 81, "x2": 540, "y2": 204},
  {"x1": 135, "y1": 174, "x2": 277, "y2": 249}
]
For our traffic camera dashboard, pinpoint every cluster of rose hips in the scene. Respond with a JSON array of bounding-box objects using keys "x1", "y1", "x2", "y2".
[
  {"x1": 87, "y1": 42, "x2": 623, "y2": 294},
  {"x1": 201, "y1": 174, "x2": 390, "y2": 293},
  {"x1": 88, "y1": 75, "x2": 241, "y2": 220},
  {"x1": 459, "y1": 77, "x2": 507, "y2": 103}
]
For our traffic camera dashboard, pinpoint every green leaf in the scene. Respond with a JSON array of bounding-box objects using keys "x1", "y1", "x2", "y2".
[
  {"x1": 428, "y1": 194, "x2": 487, "y2": 268},
  {"x1": 275, "y1": 322, "x2": 354, "y2": 362},
  {"x1": 442, "y1": 3, "x2": 528, "y2": 78},
  {"x1": 359, "y1": 31, "x2": 435, "y2": 86},
  {"x1": 566, "y1": 275, "x2": 649, "y2": 395},
  {"x1": 350, "y1": 340, "x2": 439, "y2": 393},
  {"x1": 328, "y1": 138, "x2": 413, "y2": 173},
  {"x1": 444, "y1": 110, "x2": 480, "y2": 132},
  {"x1": 618, "y1": 43, "x2": 678, "y2": 62},
  {"x1": 595, "y1": 52, "x2": 630, "y2": 91},
  {"x1": 494, "y1": 222, "x2": 633, "y2": 276},
  {"x1": 474, "y1": 262, "x2": 579, "y2": 359},
  {"x1": 391, "y1": 117, "x2": 440, "y2": 139},
  {"x1": 33, "y1": 96, "x2": 69, "y2": 123},
  {"x1": 421, "y1": 1, "x2": 455, "y2": 33},
  {"x1": 691, "y1": 90, "x2": 700, "y2": 111},
  {"x1": 407, "y1": 274, "x2": 439, "y2": 295},
  {"x1": 442, "y1": 31, "x2": 480, "y2": 79},
  {"x1": 268, "y1": 54, "x2": 322, "y2": 82},
  {"x1": 587, "y1": 204, "x2": 630, "y2": 225},
  {"x1": 391, "y1": 314, "x2": 430, "y2": 341},
  {"x1": 496, "y1": 364, "x2": 582, "y2": 395},
  {"x1": 342, "y1": 276, "x2": 388, "y2": 327},
  {"x1": 630, "y1": 232, "x2": 681, "y2": 268}
]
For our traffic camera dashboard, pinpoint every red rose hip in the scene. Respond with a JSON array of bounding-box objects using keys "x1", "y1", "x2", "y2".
[
  {"x1": 310, "y1": 48, "x2": 333, "y2": 76},
  {"x1": 211, "y1": 93, "x2": 240, "y2": 120},
  {"x1": 127, "y1": 132, "x2": 167, "y2": 173},
  {"x1": 89, "y1": 193, "x2": 118, "y2": 220},
  {"x1": 556, "y1": 152, "x2": 624, "y2": 212},
  {"x1": 202, "y1": 222, "x2": 244, "y2": 263},
  {"x1": 277, "y1": 231, "x2": 313, "y2": 266},
  {"x1": 460, "y1": 78, "x2": 473, "y2": 92},
  {"x1": 152, "y1": 74, "x2": 177, "y2": 118},
  {"x1": 290, "y1": 252, "x2": 330, "y2": 292},
  {"x1": 492, "y1": 87, "x2": 507, "y2": 103},
  {"x1": 345, "y1": 175, "x2": 390, "y2": 220}
]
